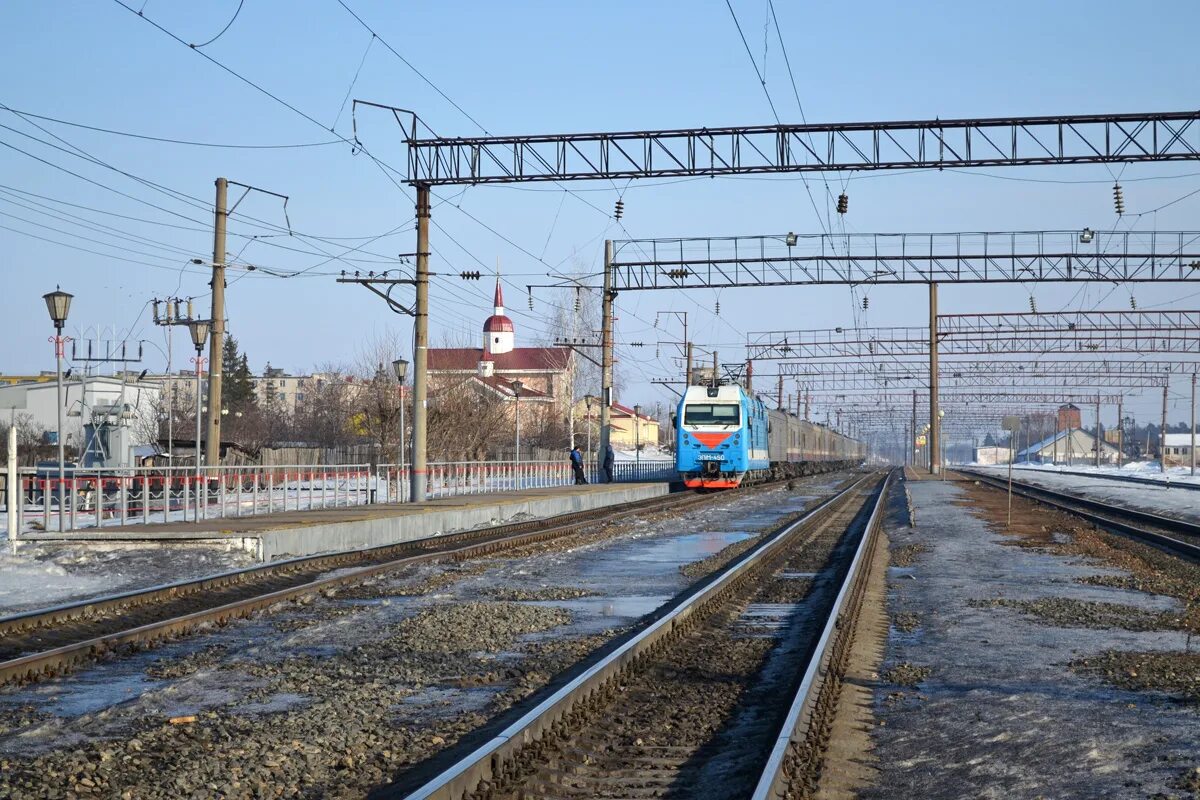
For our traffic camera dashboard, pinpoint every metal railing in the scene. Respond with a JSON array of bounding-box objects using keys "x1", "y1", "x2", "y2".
[{"x1": 2, "y1": 459, "x2": 677, "y2": 534}]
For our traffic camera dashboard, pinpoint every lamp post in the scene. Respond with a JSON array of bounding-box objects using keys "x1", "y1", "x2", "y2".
[
  {"x1": 512, "y1": 380, "x2": 524, "y2": 486},
  {"x1": 188, "y1": 320, "x2": 210, "y2": 522},
  {"x1": 634, "y1": 404, "x2": 642, "y2": 471},
  {"x1": 392, "y1": 358, "x2": 408, "y2": 499},
  {"x1": 43, "y1": 288, "x2": 72, "y2": 532}
]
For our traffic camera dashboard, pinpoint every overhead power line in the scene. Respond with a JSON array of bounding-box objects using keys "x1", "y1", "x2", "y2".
[{"x1": 0, "y1": 105, "x2": 341, "y2": 149}]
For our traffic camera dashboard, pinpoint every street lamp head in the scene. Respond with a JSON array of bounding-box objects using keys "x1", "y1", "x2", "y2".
[
  {"x1": 785, "y1": 231, "x2": 797, "y2": 247},
  {"x1": 1079, "y1": 227, "x2": 1095, "y2": 244},
  {"x1": 392, "y1": 357, "x2": 409, "y2": 383},
  {"x1": 43, "y1": 287, "x2": 73, "y2": 330},
  {"x1": 188, "y1": 319, "x2": 210, "y2": 352},
  {"x1": 512, "y1": 379, "x2": 524, "y2": 397}
]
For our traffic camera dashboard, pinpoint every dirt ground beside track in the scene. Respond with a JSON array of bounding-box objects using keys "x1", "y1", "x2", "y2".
[{"x1": 861, "y1": 477, "x2": 1200, "y2": 800}]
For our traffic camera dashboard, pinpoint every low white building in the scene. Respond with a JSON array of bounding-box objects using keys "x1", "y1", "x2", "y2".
[
  {"x1": 973, "y1": 445, "x2": 1012, "y2": 466},
  {"x1": 0, "y1": 376, "x2": 162, "y2": 465},
  {"x1": 1162, "y1": 433, "x2": 1200, "y2": 466},
  {"x1": 1017, "y1": 428, "x2": 1120, "y2": 466}
]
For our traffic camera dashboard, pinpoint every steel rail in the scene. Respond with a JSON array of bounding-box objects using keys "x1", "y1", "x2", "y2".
[
  {"x1": 0, "y1": 491, "x2": 690, "y2": 639},
  {"x1": 401, "y1": 471, "x2": 888, "y2": 800},
  {"x1": 0, "y1": 489, "x2": 725, "y2": 685},
  {"x1": 1003, "y1": 467, "x2": 1200, "y2": 493},
  {"x1": 751, "y1": 468, "x2": 895, "y2": 800},
  {"x1": 960, "y1": 469, "x2": 1200, "y2": 561}
]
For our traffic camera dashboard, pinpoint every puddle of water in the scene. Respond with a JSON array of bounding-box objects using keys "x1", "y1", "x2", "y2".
[
  {"x1": 736, "y1": 602, "x2": 800, "y2": 636},
  {"x1": 525, "y1": 594, "x2": 671, "y2": 620},
  {"x1": 34, "y1": 670, "x2": 166, "y2": 717},
  {"x1": 234, "y1": 692, "x2": 309, "y2": 716},
  {"x1": 625, "y1": 531, "x2": 753, "y2": 564}
]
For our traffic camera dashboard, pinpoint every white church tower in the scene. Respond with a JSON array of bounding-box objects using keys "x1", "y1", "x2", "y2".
[
  {"x1": 482, "y1": 279, "x2": 515, "y2": 355},
  {"x1": 478, "y1": 278, "x2": 514, "y2": 378}
]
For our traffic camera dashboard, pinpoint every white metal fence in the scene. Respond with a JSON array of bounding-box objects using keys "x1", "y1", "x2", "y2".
[{"x1": 1, "y1": 459, "x2": 676, "y2": 534}]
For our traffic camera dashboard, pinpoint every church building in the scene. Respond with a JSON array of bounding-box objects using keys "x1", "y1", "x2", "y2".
[{"x1": 426, "y1": 280, "x2": 575, "y2": 413}]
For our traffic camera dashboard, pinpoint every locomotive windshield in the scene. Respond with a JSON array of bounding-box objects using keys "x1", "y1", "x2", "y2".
[{"x1": 683, "y1": 404, "x2": 740, "y2": 426}]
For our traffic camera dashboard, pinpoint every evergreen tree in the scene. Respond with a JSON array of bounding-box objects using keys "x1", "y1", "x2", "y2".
[{"x1": 221, "y1": 336, "x2": 258, "y2": 410}]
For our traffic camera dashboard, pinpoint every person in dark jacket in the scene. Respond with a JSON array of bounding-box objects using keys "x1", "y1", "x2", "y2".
[
  {"x1": 603, "y1": 443, "x2": 615, "y2": 483},
  {"x1": 570, "y1": 446, "x2": 587, "y2": 484}
]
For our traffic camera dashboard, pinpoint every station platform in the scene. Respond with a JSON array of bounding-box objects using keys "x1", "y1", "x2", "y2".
[{"x1": 19, "y1": 482, "x2": 671, "y2": 561}]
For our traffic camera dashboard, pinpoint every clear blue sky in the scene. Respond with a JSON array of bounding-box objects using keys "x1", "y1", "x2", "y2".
[{"x1": 2, "y1": 0, "x2": 1198, "y2": 428}]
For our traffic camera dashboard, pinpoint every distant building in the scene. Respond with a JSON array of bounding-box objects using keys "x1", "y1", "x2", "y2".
[
  {"x1": 973, "y1": 445, "x2": 1011, "y2": 466},
  {"x1": 569, "y1": 397, "x2": 658, "y2": 451},
  {"x1": 1057, "y1": 403, "x2": 1082, "y2": 430},
  {"x1": 1018, "y1": 428, "x2": 1119, "y2": 466},
  {"x1": 1162, "y1": 433, "x2": 1199, "y2": 466},
  {"x1": 0, "y1": 376, "x2": 161, "y2": 466}
]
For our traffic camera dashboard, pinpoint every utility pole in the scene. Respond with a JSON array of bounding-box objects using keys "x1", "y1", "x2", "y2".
[
  {"x1": 204, "y1": 177, "x2": 228, "y2": 468},
  {"x1": 911, "y1": 389, "x2": 917, "y2": 470},
  {"x1": 1095, "y1": 394, "x2": 1102, "y2": 467},
  {"x1": 599, "y1": 240, "x2": 615, "y2": 473},
  {"x1": 928, "y1": 282, "x2": 940, "y2": 475},
  {"x1": 1192, "y1": 373, "x2": 1197, "y2": 477},
  {"x1": 412, "y1": 185, "x2": 431, "y2": 501},
  {"x1": 777, "y1": 374, "x2": 784, "y2": 409},
  {"x1": 684, "y1": 341, "x2": 693, "y2": 387},
  {"x1": 1117, "y1": 397, "x2": 1124, "y2": 468},
  {"x1": 711, "y1": 350, "x2": 718, "y2": 385},
  {"x1": 1161, "y1": 381, "x2": 1169, "y2": 474}
]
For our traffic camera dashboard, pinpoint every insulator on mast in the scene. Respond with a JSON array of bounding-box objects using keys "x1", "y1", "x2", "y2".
[
  {"x1": 714, "y1": 300, "x2": 721, "y2": 316},
  {"x1": 574, "y1": 286, "x2": 581, "y2": 312},
  {"x1": 1029, "y1": 296, "x2": 1037, "y2": 313},
  {"x1": 1113, "y1": 183, "x2": 1125, "y2": 215},
  {"x1": 151, "y1": 299, "x2": 160, "y2": 324},
  {"x1": 861, "y1": 296, "x2": 869, "y2": 310},
  {"x1": 527, "y1": 288, "x2": 534, "y2": 310},
  {"x1": 836, "y1": 192, "x2": 849, "y2": 214},
  {"x1": 614, "y1": 198, "x2": 624, "y2": 220},
  {"x1": 1130, "y1": 295, "x2": 1138, "y2": 309}
]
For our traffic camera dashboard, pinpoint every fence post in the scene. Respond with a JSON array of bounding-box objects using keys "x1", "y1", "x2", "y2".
[{"x1": 5, "y1": 427, "x2": 15, "y2": 543}]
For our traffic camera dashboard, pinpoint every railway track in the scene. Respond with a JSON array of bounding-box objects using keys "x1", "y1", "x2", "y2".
[
  {"x1": 393, "y1": 469, "x2": 895, "y2": 800},
  {"x1": 1008, "y1": 466, "x2": 1200, "y2": 492},
  {"x1": 960, "y1": 469, "x2": 1200, "y2": 561},
  {"x1": 0, "y1": 484, "x2": 762, "y2": 687}
]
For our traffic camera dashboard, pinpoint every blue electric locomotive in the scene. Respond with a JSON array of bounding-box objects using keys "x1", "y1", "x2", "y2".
[{"x1": 675, "y1": 383, "x2": 770, "y2": 488}]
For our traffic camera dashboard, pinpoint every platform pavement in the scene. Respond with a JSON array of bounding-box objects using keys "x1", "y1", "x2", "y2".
[{"x1": 18, "y1": 482, "x2": 671, "y2": 561}]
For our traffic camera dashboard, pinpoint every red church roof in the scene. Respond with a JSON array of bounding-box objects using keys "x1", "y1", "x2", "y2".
[
  {"x1": 428, "y1": 347, "x2": 572, "y2": 372},
  {"x1": 483, "y1": 314, "x2": 514, "y2": 333}
]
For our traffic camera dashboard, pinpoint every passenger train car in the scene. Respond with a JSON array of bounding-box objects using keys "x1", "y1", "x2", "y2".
[{"x1": 675, "y1": 382, "x2": 864, "y2": 489}]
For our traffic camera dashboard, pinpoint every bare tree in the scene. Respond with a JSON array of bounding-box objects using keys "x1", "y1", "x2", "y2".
[{"x1": 0, "y1": 412, "x2": 48, "y2": 466}]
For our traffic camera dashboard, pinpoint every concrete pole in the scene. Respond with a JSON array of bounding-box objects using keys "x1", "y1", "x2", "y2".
[
  {"x1": 599, "y1": 240, "x2": 615, "y2": 475},
  {"x1": 7, "y1": 425, "x2": 17, "y2": 543},
  {"x1": 910, "y1": 389, "x2": 917, "y2": 470},
  {"x1": 411, "y1": 185, "x2": 431, "y2": 502},
  {"x1": 1192, "y1": 374, "x2": 1197, "y2": 477},
  {"x1": 684, "y1": 341, "x2": 693, "y2": 387},
  {"x1": 55, "y1": 335, "x2": 66, "y2": 532},
  {"x1": 1161, "y1": 381, "x2": 1169, "y2": 473},
  {"x1": 194, "y1": 351, "x2": 203, "y2": 522},
  {"x1": 776, "y1": 374, "x2": 783, "y2": 409},
  {"x1": 1116, "y1": 397, "x2": 1124, "y2": 468},
  {"x1": 928, "y1": 282, "x2": 940, "y2": 475},
  {"x1": 712, "y1": 350, "x2": 718, "y2": 385},
  {"x1": 205, "y1": 177, "x2": 228, "y2": 468},
  {"x1": 1095, "y1": 395, "x2": 1102, "y2": 467}
]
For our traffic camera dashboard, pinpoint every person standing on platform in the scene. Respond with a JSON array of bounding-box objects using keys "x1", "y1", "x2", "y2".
[
  {"x1": 570, "y1": 445, "x2": 588, "y2": 484},
  {"x1": 603, "y1": 443, "x2": 615, "y2": 483}
]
